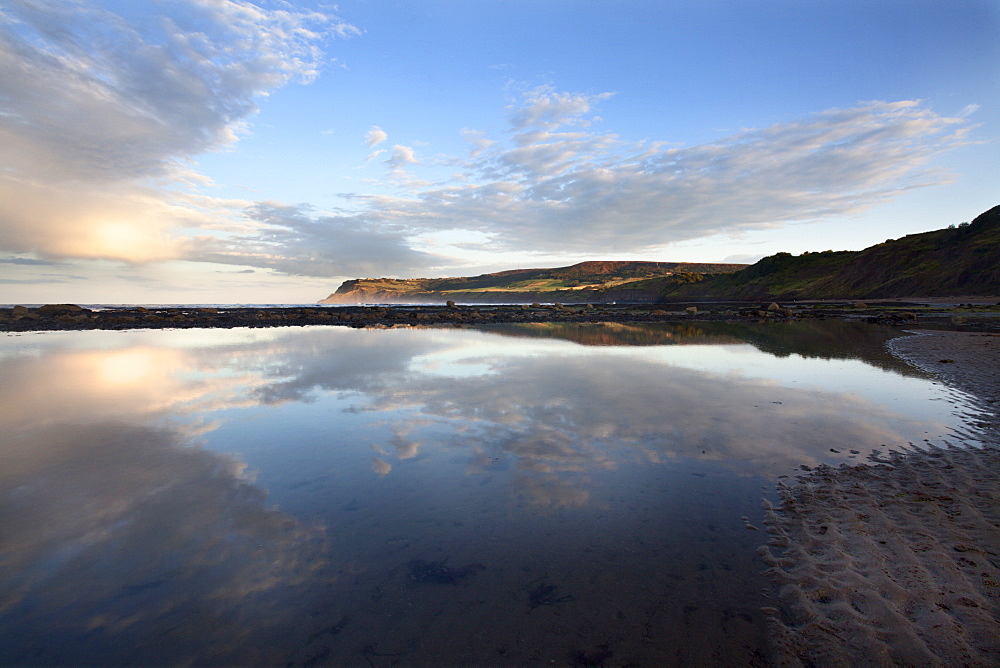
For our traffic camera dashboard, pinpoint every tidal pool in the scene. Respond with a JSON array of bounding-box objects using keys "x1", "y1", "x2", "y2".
[{"x1": 0, "y1": 322, "x2": 979, "y2": 665}]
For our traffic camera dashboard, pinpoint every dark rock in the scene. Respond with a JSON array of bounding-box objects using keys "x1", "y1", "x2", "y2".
[
  {"x1": 867, "y1": 311, "x2": 922, "y2": 326},
  {"x1": 38, "y1": 304, "x2": 85, "y2": 315}
]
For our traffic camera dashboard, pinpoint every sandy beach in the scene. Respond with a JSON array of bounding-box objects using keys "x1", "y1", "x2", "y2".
[{"x1": 761, "y1": 330, "x2": 1000, "y2": 666}]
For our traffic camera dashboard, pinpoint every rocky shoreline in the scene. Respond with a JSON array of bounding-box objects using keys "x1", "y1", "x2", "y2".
[{"x1": 3, "y1": 301, "x2": 998, "y2": 333}]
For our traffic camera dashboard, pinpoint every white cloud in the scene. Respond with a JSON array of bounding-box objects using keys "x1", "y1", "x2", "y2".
[
  {"x1": 385, "y1": 144, "x2": 418, "y2": 171},
  {"x1": 461, "y1": 128, "x2": 496, "y2": 157},
  {"x1": 0, "y1": 0, "x2": 338, "y2": 184},
  {"x1": 378, "y1": 96, "x2": 973, "y2": 255},
  {"x1": 958, "y1": 103, "x2": 981, "y2": 118},
  {"x1": 509, "y1": 85, "x2": 616, "y2": 131},
  {"x1": 365, "y1": 125, "x2": 388, "y2": 147},
  {"x1": 183, "y1": 202, "x2": 435, "y2": 277},
  {"x1": 0, "y1": 0, "x2": 354, "y2": 262}
]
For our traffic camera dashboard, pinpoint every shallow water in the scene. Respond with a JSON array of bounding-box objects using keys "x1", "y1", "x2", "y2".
[{"x1": 0, "y1": 322, "x2": 979, "y2": 666}]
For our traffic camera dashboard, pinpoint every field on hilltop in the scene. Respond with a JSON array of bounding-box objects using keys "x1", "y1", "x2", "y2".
[{"x1": 321, "y1": 261, "x2": 748, "y2": 304}]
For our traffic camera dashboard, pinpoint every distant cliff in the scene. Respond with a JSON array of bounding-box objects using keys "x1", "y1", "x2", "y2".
[
  {"x1": 319, "y1": 206, "x2": 1000, "y2": 305},
  {"x1": 319, "y1": 261, "x2": 749, "y2": 304}
]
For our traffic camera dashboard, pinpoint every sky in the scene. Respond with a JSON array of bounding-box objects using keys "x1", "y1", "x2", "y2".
[{"x1": 1, "y1": 0, "x2": 998, "y2": 304}]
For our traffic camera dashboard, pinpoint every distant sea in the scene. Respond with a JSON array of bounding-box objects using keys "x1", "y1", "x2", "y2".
[
  {"x1": 2, "y1": 302, "x2": 551, "y2": 309},
  {"x1": 0, "y1": 303, "x2": 351, "y2": 310}
]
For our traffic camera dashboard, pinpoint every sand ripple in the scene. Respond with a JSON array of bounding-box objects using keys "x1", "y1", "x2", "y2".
[{"x1": 760, "y1": 330, "x2": 1000, "y2": 666}]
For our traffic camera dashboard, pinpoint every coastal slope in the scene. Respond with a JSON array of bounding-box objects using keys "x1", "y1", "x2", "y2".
[
  {"x1": 319, "y1": 261, "x2": 747, "y2": 304},
  {"x1": 319, "y1": 205, "x2": 1000, "y2": 304},
  {"x1": 660, "y1": 205, "x2": 1000, "y2": 301}
]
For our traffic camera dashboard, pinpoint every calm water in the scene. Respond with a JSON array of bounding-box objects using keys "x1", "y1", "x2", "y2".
[{"x1": 0, "y1": 322, "x2": 978, "y2": 666}]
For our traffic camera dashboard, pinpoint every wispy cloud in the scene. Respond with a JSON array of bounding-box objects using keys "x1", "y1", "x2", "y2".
[
  {"x1": 461, "y1": 129, "x2": 496, "y2": 158},
  {"x1": 508, "y1": 85, "x2": 615, "y2": 131},
  {"x1": 219, "y1": 92, "x2": 973, "y2": 271},
  {"x1": 372, "y1": 96, "x2": 972, "y2": 255},
  {"x1": 0, "y1": 257, "x2": 63, "y2": 266},
  {"x1": 958, "y1": 103, "x2": 981, "y2": 118},
  {"x1": 385, "y1": 145, "x2": 418, "y2": 172},
  {"x1": 183, "y1": 202, "x2": 434, "y2": 278},
  {"x1": 0, "y1": 273, "x2": 87, "y2": 284},
  {"x1": 365, "y1": 126, "x2": 388, "y2": 147}
]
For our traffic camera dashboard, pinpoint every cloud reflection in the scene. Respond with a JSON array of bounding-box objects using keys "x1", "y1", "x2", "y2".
[
  {"x1": 368, "y1": 352, "x2": 934, "y2": 478},
  {"x1": 49, "y1": 323, "x2": 943, "y2": 508},
  {"x1": 0, "y1": 324, "x2": 964, "y2": 661},
  {"x1": 0, "y1": 421, "x2": 329, "y2": 666},
  {"x1": 0, "y1": 324, "x2": 954, "y2": 515}
]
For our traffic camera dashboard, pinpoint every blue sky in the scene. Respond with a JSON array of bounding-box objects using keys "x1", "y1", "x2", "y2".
[{"x1": 1, "y1": 0, "x2": 997, "y2": 303}]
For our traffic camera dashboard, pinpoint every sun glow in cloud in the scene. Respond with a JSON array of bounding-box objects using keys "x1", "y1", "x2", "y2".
[
  {"x1": 0, "y1": 0, "x2": 353, "y2": 267},
  {"x1": 89, "y1": 222, "x2": 174, "y2": 263}
]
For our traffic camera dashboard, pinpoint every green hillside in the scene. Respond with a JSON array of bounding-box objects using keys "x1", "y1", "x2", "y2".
[
  {"x1": 657, "y1": 205, "x2": 1000, "y2": 301},
  {"x1": 321, "y1": 261, "x2": 747, "y2": 303}
]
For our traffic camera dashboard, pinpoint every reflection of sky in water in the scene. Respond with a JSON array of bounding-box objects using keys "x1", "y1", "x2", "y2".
[{"x1": 0, "y1": 324, "x2": 979, "y2": 665}]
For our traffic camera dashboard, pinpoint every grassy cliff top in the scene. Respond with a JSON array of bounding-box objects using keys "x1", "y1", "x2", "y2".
[
  {"x1": 324, "y1": 206, "x2": 1000, "y2": 303},
  {"x1": 333, "y1": 261, "x2": 748, "y2": 296}
]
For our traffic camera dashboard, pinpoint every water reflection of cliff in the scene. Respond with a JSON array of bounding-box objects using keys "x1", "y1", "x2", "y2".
[
  {"x1": 482, "y1": 320, "x2": 921, "y2": 376},
  {"x1": 481, "y1": 322, "x2": 746, "y2": 347}
]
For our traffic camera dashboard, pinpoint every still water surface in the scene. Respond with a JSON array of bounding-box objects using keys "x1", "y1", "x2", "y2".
[{"x1": 0, "y1": 322, "x2": 977, "y2": 665}]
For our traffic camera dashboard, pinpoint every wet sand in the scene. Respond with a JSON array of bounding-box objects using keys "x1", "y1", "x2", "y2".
[{"x1": 761, "y1": 330, "x2": 1000, "y2": 666}]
